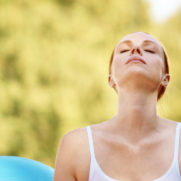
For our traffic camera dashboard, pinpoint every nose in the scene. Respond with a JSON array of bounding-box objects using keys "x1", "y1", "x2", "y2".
[{"x1": 130, "y1": 46, "x2": 142, "y2": 56}]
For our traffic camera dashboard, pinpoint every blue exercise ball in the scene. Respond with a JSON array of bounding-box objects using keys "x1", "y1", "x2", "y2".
[{"x1": 0, "y1": 156, "x2": 54, "y2": 181}]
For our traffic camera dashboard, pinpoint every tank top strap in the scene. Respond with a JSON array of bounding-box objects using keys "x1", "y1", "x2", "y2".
[
  {"x1": 173, "y1": 122, "x2": 181, "y2": 163},
  {"x1": 86, "y1": 126, "x2": 96, "y2": 159}
]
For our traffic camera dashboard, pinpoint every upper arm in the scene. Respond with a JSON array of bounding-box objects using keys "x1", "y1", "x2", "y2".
[
  {"x1": 179, "y1": 129, "x2": 181, "y2": 174},
  {"x1": 53, "y1": 131, "x2": 78, "y2": 181}
]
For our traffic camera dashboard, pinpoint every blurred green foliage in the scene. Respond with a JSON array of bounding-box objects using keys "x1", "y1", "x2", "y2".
[{"x1": 0, "y1": 0, "x2": 180, "y2": 167}]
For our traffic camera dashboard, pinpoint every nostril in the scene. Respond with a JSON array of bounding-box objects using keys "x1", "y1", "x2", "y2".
[{"x1": 130, "y1": 48, "x2": 142, "y2": 56}]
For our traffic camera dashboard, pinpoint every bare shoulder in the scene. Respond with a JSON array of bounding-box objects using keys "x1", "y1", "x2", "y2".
[
  {"x1": 54, "y1": 127, "x2": 90, "y2": 181},
  {"x1": 177, "y1": 121, "x2": 181, "y2": 174},
  {"x1": 168, "y1": 120, "x2": 181, "y2": 174},
  {"x1": 60, "y1": 127, "x2": 87, "y2": 147}
]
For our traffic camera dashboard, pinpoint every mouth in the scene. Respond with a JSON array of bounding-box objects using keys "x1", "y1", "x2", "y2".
[{"x1": 126, "y1": 57, "x2": 146, "y2": 64}]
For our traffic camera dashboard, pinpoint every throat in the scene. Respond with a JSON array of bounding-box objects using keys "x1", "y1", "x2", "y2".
[{"x1": 111, "y1": 113, "x2": 159, "y2": 144}]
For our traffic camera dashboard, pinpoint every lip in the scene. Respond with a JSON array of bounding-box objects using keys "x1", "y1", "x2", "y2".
[{"x1": 126, "y1": 56, "x2": 146, "y2": 64}]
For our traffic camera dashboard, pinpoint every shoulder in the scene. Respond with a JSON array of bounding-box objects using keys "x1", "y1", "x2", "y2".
[
  {"x1": 57, "y1": 127, "x2": 88, "y2": 162},
  {"x1": 178, "y1": 122, "x2": 181, "y2": 174},
  {"x1": 61, "y1": 127, "x2": 87, "y2": 145},
  {"x1": 54, "y1": 127, "x2": 90, "y2": 180},
  {"x1": 61, "y1": 127, "x2": 89, "y2": 152}
]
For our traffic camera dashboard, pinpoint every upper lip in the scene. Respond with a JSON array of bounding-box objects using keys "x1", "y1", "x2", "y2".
[{"x1": 126, "y1": 56, "x2": 146, "y2": 64}]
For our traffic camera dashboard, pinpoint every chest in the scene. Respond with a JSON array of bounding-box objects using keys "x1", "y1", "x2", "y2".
[
  {"x1": 91, "y1": 137, "x2": 174, "y2": 180},
  {"x1": 75, "y1": 127, "x2": 181, "y2": 181}
]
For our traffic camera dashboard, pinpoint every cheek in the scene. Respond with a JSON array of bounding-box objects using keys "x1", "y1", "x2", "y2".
[
  {"x1": 156, "y1": 57, "x2": 164, "y2": 71},
  {"x1": 112, "y1": 55, "x2": 126, "y2": 70},
  {"x1": 150, "y1": 57, "x2": 164, "y2": 78},
  {"x1": 111, "y1": 57, "x2": 124, "y2": 77}
]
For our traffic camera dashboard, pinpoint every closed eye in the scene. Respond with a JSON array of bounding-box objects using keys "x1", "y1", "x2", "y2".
[
  {"x1": 120, "y1": 49, "x2": 129, "y2": 53},
  {"x1": 144, "y1": 49, "x2": 155, "y2": 53}
]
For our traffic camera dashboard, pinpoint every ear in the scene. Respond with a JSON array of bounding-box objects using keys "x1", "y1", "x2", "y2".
[
  {"x1": 108, "y1": 74, "x2": 116, "y2": 88},
  {"x1": 161, "y1": 73, "x2": 170, "y2": 87}
]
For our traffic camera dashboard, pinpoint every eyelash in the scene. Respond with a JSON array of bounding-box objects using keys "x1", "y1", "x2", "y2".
[
  {"x1": 120, "y1": 49, "x2": 155, "y2": 53},
  {"x1": 120, "y1": 50, "x2": 129, "y2": 53},
  {"x1": 144, "y1": 50, "x2": 155, "y2": 53}
]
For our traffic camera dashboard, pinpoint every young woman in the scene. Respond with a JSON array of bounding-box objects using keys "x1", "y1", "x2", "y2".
[{"x1": 53, "y1": 32, "x2": 181, "y2": 181}]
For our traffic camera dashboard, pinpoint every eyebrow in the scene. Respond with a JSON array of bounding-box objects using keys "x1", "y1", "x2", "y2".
[{"x1": 117, "y1": 40, "x2": 160, "y2": 47}]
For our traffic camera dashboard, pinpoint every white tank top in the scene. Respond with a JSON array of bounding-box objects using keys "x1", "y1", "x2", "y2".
[{"x1": 86, "y1": 122, "x2": 181, "y2": 181}]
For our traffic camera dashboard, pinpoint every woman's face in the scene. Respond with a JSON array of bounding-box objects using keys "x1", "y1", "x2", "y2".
[{"x1": 109, "y1": 32, "x2": 165, "y2": 93}]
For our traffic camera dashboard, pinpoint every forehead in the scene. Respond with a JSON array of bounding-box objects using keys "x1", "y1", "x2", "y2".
[{"x1": 115, "y1": 32, "x2": 163, "y2": 49}]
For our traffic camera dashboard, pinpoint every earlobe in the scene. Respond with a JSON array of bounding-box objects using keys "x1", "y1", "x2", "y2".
[
  {"x1": 162, "y1": 73, "x2": 170, "y2": 87},
  {"x1": 108, "y1": 74, "x2": 116, "y2": 88}
]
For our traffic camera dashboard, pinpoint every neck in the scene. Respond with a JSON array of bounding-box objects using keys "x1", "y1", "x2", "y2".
[{"x1": 111, "y1": 89, "x2": 160, "y2": 143}]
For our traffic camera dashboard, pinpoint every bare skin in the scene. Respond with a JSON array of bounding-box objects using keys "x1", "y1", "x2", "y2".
[{"x1": 53, "y1": 32, "x2": 181, "y2": 181}]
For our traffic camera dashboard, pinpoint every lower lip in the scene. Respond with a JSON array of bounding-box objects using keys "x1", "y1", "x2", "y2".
[{"x1": 128, "y1": 60, "x2": 144, "y2": 64}]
